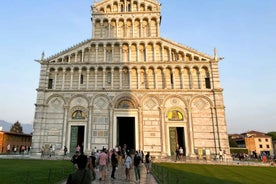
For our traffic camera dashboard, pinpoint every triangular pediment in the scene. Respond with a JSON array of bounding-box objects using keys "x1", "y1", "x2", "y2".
[
  {"x1": 44, "y1": 37, "x2": 213, "y2": 63},
  {"x1": 159, "y1": 37, "x2": 213, "y2": 61},
  {"x1": 44, "y1": 39, "x2": 92, "y2": 62}
]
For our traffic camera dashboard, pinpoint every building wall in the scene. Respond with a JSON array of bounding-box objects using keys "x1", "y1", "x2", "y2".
[
  {"x1": 245, "y1": 137, "x2": 273, "y2": 155},
  {"x1": 0, "y1": 131, "x2": 32, "y2": 153}
]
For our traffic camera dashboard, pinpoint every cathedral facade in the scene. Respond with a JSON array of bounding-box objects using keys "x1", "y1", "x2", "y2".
[{"x1": 32, "y1": 0, "x2": 230, "y2": 158}]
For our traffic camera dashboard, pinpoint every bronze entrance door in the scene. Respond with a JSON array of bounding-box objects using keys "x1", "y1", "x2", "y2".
[
  {"x1": 169, "y1": 127, "x2": 185, "y2": 156},
  {"x1": 70, "y1": 126, "x2": 84, "y2": 154}
]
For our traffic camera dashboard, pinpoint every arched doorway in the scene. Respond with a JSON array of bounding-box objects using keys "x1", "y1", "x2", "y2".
[
  {"x1": 166, "y1": 108, "x2": 186, "y2": 156},
  {"x1": 69, "y1": 109, "x2": 87, "y2": 154},
  {"x1": 169, "y1": 127, "x2": 186, "y2": 156},
  {"x1": 113, "y1": 95, "x2": 139, "y2": 152}
]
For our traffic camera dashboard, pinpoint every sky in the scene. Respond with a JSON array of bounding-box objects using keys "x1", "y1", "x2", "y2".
[{"x1": 0, "y1": 0, "x2": 275, "y2": 134}]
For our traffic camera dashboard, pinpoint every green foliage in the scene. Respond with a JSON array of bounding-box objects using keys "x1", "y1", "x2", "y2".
[
  {"x1": 267, "y1": 132, "x2": 276, "y2": 140},
  {"x1": 10, "y1": 121, "x2": 23, "y2": 134},
  {"x1": 229, "y1": 139, "x2": 238, "y2": 147},
  {"x1": 153, "y1": 163, "x2": 276, "y2": 184},
  {"x1": 230, "y1": 148, "x2": 248, "y2": 154},
  {"x1": 0, "y1": 159, "x2": 73, "y2": 184}
]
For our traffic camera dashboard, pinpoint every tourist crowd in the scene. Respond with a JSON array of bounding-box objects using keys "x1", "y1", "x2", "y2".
[{"x1": 66, "y1": 144, "x2": 151, "y2": 184}]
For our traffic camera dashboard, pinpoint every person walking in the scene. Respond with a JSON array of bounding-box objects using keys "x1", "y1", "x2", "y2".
[
  {"x1": 63, "y1": 146, "x2": 68, "y2": 156},
  {"x1": 175, "y1": 147, "x2": 180, "y2": 161},
  {"x1": 145, "y1": 152, "x2": 151, "y2": 174},
  {"x1": 71, "y1": 151, "x2": 80, "y2": 169},
  {"x1": 124, "y1": 151, "x2": 132, "y2": 181},
  {"x1": 179, "y1": 147, "x2": 183, "y2": 160},
  {"x1": 88, "y1": 155, "x2": 96, "y2": 181},
  {"x1": 7, "y1": 144, "x2": 11, "y2": 154},
  {"x1": 219, "y1": 149, "x2": 223, "y2": 161},
  {"x1": 111, "y1": 149, "x2": 118, "y2": 179},
  {"x1": 98, "y1": 148, "x2": 108, "y2": 181},
  {"x1": 134, "y1": 151, "x2": 142, "y2": 182},
  {"x1": 76, "y1": 145, "x2": 81, "y2": 153}
]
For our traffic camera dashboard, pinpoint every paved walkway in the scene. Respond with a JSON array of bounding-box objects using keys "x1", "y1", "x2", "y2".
[{"x1": 61, "y1": 163, "x2": 158, "y2": 184}]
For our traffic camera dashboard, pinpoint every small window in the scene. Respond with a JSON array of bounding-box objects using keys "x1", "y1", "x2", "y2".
[
  {"x1": 259, "y1": 144, "x2": 263, "y2": 148},
  {"x1": 48, "y1": 79, "x2": 53, "y2": 89},
  {"x1": 205, "y1": 78, "x2": 211, "y2": 89},
  {"x1": 258, "y1": 138, "x2": 262, "y2": 142},
  {"x1": 266, "y1": 145, "x2": 270, "y2": 148},
  {"x1": 107, "y1": 72, "x2": 111, "y2": 83},
  {"x1": 265, "y1": 138, "x2": 268, "y2": 142},
  {"x1": 140, "y1": 71, "x2": 145, "y2": 84},
  {"x1": 80, "y1": 74, "x2": 84, "y2": 84},
  {"x1": 121, "y1": 4, "x2": 124, "y2": 12},
  {"x1": 170, "y1": 73, "x2": 173, "y2": 84}
]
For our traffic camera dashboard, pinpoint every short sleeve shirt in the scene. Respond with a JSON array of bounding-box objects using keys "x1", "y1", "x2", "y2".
[
  {"x1": 99, "y1": 152, "x2": 108, "y2": 166},
  {"x1": 124, "y1": 156, "x2": 132, "y2": 168}
]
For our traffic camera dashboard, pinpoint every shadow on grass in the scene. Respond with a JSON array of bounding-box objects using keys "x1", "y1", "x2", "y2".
[
  {"x1": 152, "y1": 164, "x2": 241, "y2": 184},
  {"x1": 0, "y1": 159, "x2": 73, "y2": 184}
]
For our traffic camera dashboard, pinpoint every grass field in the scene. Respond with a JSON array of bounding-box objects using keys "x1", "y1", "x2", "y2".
[
  {"x1": 1, "y1": 158, "x2": 275, "y2": 184},
  {"x1": 153, "y1": 163, "x2": 276, "y2": 184},
  {"x1": 0, "y1": 159, "x2": 73, "y2": 184}
]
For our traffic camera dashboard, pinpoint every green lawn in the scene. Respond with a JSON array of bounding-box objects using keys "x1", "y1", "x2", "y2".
[
  {"x1": 0, "y1": 159, "x2": 73, "y2": 184},
  {"x1": 153, "y1": 163, "x2": 276, "y2": 184}
]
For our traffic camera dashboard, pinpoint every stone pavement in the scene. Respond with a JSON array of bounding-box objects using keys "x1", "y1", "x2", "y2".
[{"x1": 61, "y1": 163, "x2": 158, "y2": 184}]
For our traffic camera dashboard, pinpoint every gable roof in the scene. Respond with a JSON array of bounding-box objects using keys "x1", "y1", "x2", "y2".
[
  {"x1": 43, "y1": 37, "x2": 213, "y2": 63},
  {"x1": 241, "y1": 130, "x2": 270, "y2": 138}
]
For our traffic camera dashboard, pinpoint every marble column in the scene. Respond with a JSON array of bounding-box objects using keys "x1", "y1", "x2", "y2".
[
  {"x1": 86, "y1": 69, "x2": 90, "y2": 89},
  {"x1": 94, "y1": 68, "x2": 98, "y2": 89},
  {"x1": 119, "y1": 68, "x2": 122, "y2": 89},
  {"x1": 62, "y1": 106, "x2": 68, "y2": 150},
  {"x1": 87, "y1": 105, "x2": 93, "y2": 151},
  {"x1": 159, "y1": 106, "x2": 166, "y2": 155},
  {"x1": 62, "y1": 70, "x2": 65, "y2": 90},
  {"x1": 70, "y1": 70, "x2": 73, "y2": 89},
  {"x1": 54, "y1": 71, "x2": 57, "y2": 89}
]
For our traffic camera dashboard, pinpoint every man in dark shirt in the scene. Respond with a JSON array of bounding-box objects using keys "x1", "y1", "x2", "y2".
[
  {"x1": 111, "y1": 149, "x2": 118, "y2": 179},
  {"x1": 134, "y1": 151, "x2": 141, "y2": 182}
]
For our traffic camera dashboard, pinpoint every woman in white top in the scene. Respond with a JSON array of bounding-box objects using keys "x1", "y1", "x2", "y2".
[{"x1": 124, "y1": 151, "x2": 132, "y2": 181}]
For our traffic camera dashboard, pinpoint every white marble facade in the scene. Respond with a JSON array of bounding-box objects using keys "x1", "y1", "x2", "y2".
[{"x1": 32, "y1": 0, "x2": 230, "y2": 158}]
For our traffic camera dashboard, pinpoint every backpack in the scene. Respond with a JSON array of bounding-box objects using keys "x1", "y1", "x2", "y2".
[
  {"x1": 145, "y1": 155, "x2": 150, "y2": 163},
  {"x1": 111, "y1": 153, "x2": 118, "y2": 166},
  {"x1": 134, "y1": 155, "x2": 141, "y2": 166}
]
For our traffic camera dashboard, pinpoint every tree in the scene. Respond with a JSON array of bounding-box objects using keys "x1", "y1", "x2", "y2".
[
  {"x1": 229, "y1": 139, "x2": 238, "y2": 147},
  {"x1": 10, "y1": 121, "x2": 23, "y2": 134},
  {"x1": 267, "y1": 132, "x2": 276, "y2": 141}
]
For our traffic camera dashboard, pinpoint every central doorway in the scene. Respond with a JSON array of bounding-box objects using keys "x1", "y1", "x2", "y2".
[
  {"x1": 70, "y1": 126, "x2": 84, "y2": 154},
  {"x1": 117, "y1": 117, "x2": 135, "y2": 152},
  {"x1": 169, "y1": 127, "x2": 186, "y2": 156}
]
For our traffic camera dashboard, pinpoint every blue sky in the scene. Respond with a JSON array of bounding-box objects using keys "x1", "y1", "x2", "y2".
[{"x1": 0, "y1": 0, "x2": 275, "y2": 134}]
